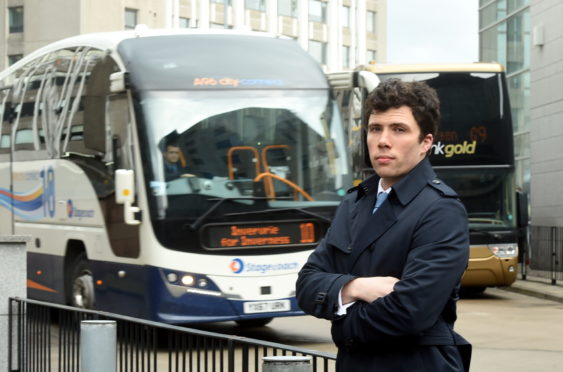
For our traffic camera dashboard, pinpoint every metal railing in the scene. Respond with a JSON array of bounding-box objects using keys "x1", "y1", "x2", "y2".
[
  {"x1": 8, "y1": 297, "x2": 336, "y2": 372},
  {"x1": 529, "y1": 225, "x2": 563, "y2": 284}
]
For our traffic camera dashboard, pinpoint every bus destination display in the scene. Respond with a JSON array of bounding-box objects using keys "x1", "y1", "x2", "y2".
[{"x1": 201, "y1": 221, "x2": 319, "y2": 250}]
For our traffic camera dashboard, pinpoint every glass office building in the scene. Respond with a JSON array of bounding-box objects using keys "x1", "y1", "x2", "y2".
[{"x1": 479, "y1": 0, "x2": 531, "y2": 194}]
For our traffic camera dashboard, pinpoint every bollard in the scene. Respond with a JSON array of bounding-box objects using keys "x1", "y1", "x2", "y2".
[
  {"x1": 1, "y1": 236, "x2": 29, "y2": 372},
  {"x1": 80, "y1": 320, "x2": 117, "y2": 372},
  {"x1": 263, "y1": 356, "x2": 312, "y2": 372}
]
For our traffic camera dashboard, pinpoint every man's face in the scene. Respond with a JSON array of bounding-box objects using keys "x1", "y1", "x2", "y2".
[
  {"x1": 165, "y1": 146, "x2": 181, "y2": 163},
  {"x1": 367, "y1": 105, "x2": 433, "y2": 188}
]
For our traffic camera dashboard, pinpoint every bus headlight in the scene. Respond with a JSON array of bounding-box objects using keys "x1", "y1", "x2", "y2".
[
  {"x1": 161, "y1": 269, "x2": 222, "y2": 295},
  {"x1": 181, "y1": 275, "x2": 195, "y2": 286},
  {"x1": 488, "y1": 244, "x2": 518, "y2": 258}
]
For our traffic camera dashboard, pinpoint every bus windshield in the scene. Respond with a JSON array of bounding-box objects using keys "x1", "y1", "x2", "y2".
[
  {"x1": 137, "y1": 89, "x2": 351, "y2": 251},
  {"x1": 435, "y1": 168, "x2": 515, "y2": 230},
  {"x1": 379, "y1": 71, "x2": 514, "y2": 167}
]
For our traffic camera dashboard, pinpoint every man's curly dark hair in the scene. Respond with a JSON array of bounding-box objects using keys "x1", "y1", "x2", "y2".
[{"x1": 364, "y1": 78, "x2": 441, "y2": 141}]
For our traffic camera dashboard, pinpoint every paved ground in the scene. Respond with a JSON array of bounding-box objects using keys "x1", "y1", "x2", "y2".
[{"x1": 502, "y1": 273, "x2": 563, "y2": 304}]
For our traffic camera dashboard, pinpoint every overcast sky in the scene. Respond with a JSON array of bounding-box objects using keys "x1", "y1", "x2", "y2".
[{"x1": 386, "y1": 0, "x2": 479, "y2": 64}]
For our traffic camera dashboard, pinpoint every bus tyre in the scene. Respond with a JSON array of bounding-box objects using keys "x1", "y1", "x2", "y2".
[
  {"x1": 235, "y1": 317, "x2": 273, "y2": 327},
  {"x1": 460, "y1": 286, "x2": 486, "y2": 297},
  {"x1": 70, "y1": 253, "x2": 95, "y2": 309}
]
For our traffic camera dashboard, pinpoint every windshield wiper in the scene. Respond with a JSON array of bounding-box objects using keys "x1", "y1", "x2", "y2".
[
  {"x1": 469, "y1": 229, "x2": 503, "y2": 240},
  {"x1": 225, "y1": 207, "x2": 332, "y2": 224},
  {"x1": 186, "y1": 197, "x2": 272, "y2": 230},
  {"x1": 186, "y1": 198, "x2": 333, "y2": 230}
]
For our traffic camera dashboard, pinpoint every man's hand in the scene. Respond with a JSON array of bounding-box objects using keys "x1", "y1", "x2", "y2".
[{"x1": 341, "y1": 276, "x2": 399, "y2": 304}]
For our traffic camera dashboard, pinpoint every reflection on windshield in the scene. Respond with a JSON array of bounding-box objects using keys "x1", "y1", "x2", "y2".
[
  {"x1": 139, "y1": 90, "x2": 351, "y2": 221},
  {"x1": 436, "y1": 169, "x2": 515, "y2": 229}
]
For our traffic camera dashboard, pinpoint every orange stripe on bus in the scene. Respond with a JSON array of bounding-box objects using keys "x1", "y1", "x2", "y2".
[{"x1": 27, "y1": 279, "x2": 58, "y2": 293}]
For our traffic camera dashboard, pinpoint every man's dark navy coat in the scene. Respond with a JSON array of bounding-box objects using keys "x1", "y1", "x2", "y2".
[{"x1": 296, "y1": 159, "x2": 471, "y2": 371}]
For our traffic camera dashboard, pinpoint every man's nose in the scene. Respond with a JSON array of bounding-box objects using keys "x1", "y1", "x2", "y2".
[{"x1": 377, "y1": 128, "x2": 391, "y2": 147}]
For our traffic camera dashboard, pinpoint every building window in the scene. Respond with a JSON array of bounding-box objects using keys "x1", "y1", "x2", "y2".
[
  {"x1": 480, "y1": 22, "x2": 507, "y2": 67},
  {"x1": 278, "y1": 0, "x2": 298, "y2": 17},
  {"x1": 125, "y1": 8, "x2": 138, "y2": 30},
  {"x1": 507, "y1": 0, "x2": 526, "y2": 13},
  {"x1": 507, "y1": 10, "x2": 530, "y2": 74},
  {"x1": 179, "y1": 17, "x2": 190, "y2": 28},
  {"x1": 367, "y1": 50, "x2": 377, "y2": 63},
  {"x1": 309, "y1": 0, "x2": 327, "y2": 23},
  {"x1": 308, "y1": 40, "x2": 327, "y2": 65},
  {"x1": 342, "y1": 46, "x2": 350, "y2": 68},
  {"x1": 8, "y1": 6, "x2": 24, "y2": 33},
  {"x1": 212, "y1": 0, "x2": 232, "y2": 4},
  {"x1": 480, "y1": 0, "x2": 508, "y2": 27},
  {"x1": 342, "y1": 5, "x2": 351, "y2": 28},
  {"x1": 508, "y1": 72, "x2": 530, "y2": 134},
  {"x1": 8, "y1": 54, "x2": 23, "y2": 66},
  {"x1": 211, "y1": 23, "x2": 228, "y2": 29},
  {"x1": 367, "y1": 11, "x2": 376, "y2": 33},
  {"x1": 245, "y1": 0, "x2": 265, "y2": 11}
]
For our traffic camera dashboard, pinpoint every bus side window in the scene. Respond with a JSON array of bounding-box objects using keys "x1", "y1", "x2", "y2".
[
  {"x1": 0, "y1": 93, "x2": 12, "y2": 154},
  {"x1": 58, "y1": 50, "x2": 116, "y2": 198},
  {"x1": 14, "y1": 126, "x2": 35, "y2": 150},
  {"x1": 7, "y1": 56, "x2": 46, "y2": 155}
]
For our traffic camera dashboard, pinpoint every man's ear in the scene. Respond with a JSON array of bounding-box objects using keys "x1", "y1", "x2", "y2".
[{"x1": 422, "y1": 134, "x2": 433, "y2": 153}]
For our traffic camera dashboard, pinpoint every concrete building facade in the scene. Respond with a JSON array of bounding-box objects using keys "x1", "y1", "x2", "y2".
[
  {"x1": 1, "y1": 0, "x2": 387, "y2": 72},
  {"x1": 529, "y1": 0, "x2": 563, "y2": 227}
]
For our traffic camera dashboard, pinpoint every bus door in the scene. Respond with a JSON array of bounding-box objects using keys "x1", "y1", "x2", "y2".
[{"x1": 82, "y1": 57, "x2": 148, "y2": 315}]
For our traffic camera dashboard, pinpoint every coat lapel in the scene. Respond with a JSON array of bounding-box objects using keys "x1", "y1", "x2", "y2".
[
  {"x1": 347, "y1": 159, "x2": 437, "y2": 268},
  {"x1": 353, "y1": 196, "x2": 398, "y2": 252},
  {"x1": 350, "y1": 190, "x2": 376, "y2": 238}
]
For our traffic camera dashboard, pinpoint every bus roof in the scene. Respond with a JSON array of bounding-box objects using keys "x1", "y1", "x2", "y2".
[
  {"x1": 358, "y1": 62, "x2": 505, "y2": 74},
  {"x1": 0, "y1": 28, "x2": 288, "y2": 80}
]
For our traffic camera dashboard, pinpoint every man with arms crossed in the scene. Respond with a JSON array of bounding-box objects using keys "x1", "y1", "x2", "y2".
[{"x1": 296, "y1": 79, "x2": 471, "y2": 371}]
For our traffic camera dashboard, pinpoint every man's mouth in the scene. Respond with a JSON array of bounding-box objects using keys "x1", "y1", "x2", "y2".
[{"x1": 375, "y1": 155, "x2": 394, "y2": 164}]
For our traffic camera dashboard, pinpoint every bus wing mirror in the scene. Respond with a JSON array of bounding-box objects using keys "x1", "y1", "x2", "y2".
[
  {"x1": 84, "y1": 56, "x2": 119, "y2": 154},
  {"x1": 516, "y1": 191, "x2": 529, "y2": 228},
  {"x1": 356, "y1": 70, "x2": 380, "y2": 92},
  {"x1": 327, "y1": 72, "x2": 354, "y2": 90},
  {"x1": 110, "y1": 72, "x2": 128, "y2": 93},
  {"x1": 115, "y1": 169, "x2": 141, "y2": 225}
]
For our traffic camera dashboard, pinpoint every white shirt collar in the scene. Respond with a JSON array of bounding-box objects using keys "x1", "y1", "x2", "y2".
[{"x1": 377, "y1": 179, "x2": 392, "y2": 195}]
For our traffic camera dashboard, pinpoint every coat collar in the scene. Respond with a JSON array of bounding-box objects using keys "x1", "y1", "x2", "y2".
[
  {"x1": 391, "y1": 158, "x2": 437, "y2": 205},
  {"x1": 356, "y1": 157, "x2": 436, "y2": 204}
]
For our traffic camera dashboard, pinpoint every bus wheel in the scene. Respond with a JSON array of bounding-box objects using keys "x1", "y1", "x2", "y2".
[
  {"x1": 70, "y1": 253, "x2": 95, "y2": 309},
  {"x1": 460, "y1": 286, "x2": 486, "y2": 297},
  {"x1": 235, "y1": 317, "x2": 273, "y2": 327}
]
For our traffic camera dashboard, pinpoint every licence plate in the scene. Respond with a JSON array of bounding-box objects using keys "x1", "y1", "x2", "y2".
[{"x1": 243, "y1": 300, "x2": 291, "y2": 314}]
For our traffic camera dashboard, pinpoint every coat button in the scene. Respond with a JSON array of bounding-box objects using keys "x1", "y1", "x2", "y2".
[
  {"x1": 432, "y1": 179, "x2": 441, "y2": 184},
  {"x1": 315, "y1": 292, "x2": 327, "y2": 304},
  {"x1": 347, "y1": 245, "x2": 352, "y2": 251}
]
